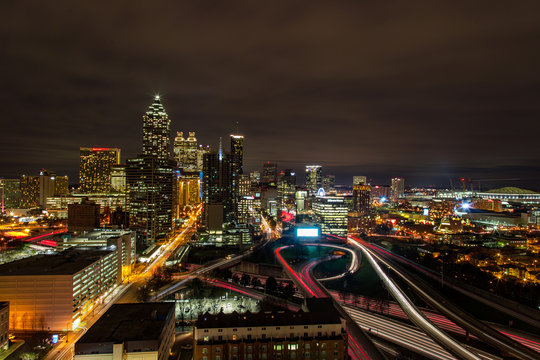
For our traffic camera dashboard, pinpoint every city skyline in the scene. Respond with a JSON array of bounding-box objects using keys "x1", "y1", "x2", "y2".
[{"x1": 2, "y1": 2, "x2": 540, "y2": 188}]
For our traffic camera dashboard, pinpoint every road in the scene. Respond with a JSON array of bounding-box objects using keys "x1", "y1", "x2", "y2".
[
  {"x1": 274, "y1": 245, "x2": 386, "y2": 360},
  {"x1": 351, "y1": 236, "x2": 540, "y2": 360}
]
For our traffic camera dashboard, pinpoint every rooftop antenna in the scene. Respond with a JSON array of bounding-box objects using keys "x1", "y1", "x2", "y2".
[
  {"x1": 218, "y1": 137, "x2": 223, "y2": 161},
  {"x1": 235, "y1": 121, "x2": 239, "y2": 135}
]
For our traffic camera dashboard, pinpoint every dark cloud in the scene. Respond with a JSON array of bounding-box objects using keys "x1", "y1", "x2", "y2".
[{"x1": 1, "y1": 1, "x2": 540, "y2": 188}]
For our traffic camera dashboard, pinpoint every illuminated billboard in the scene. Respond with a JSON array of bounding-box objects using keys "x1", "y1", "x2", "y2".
[{"x1": 296, "y1": 227, "x2": 319, "y2": 237}]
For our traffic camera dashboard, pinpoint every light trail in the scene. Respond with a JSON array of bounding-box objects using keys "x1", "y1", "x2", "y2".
[{"x1": 349, "y1": 237, "x2": 482, "y2": 360}]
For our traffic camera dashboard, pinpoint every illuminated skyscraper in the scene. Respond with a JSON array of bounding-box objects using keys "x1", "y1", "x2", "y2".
[
  {"x1": 353, "y1": 184, "x2": 372, "y2": 215},
  {"x1": 230, "y1": 134, "x2": 244, "y2": 197},
  {"x1": 174, "y1": 131, "x2": 199, "y2": 171},
  {"x1": 54, "y1": 175, "x2": 69, "y2": 196},
  {"x1": 323, "y1": 174, "x2": 335, "y2": 192},
  {"x1": 353, "y1": 176, "x2": 367, "y2": 186},
  {"x1": 111, "y1": 165, "x2": 126, "y2": 193},
  {"x1": 19, "y1": 170, "x2": 66, "y2": 208},
  {"x1": 142, "y1": 95, "x2": 171, "y2": 161},
  {"x1": 202, "y1": 152, "x2": 233, "y2": 222},
  {"x1": 305, "y1": 165, "x2": 322, "y2": 195},
  {"x1": 0, "y1": 179, "x2": 20, "y2": 211},
  {"x1": 277, "y1": 169, "x2": 296, "y2": 207},
  {"x1": 391, "y1": 177, "x2": 405, "y2": 201},
  {"x1": 126, "y1": 156, "x2": 173, "y2": 245},
  {"x1": 79, "y1": 148, "x2": 120, "y2": 193},
  {"x1": 20, "y1": 175, "x2": 40, "y2": 208},
  {"x1": 262, "y1": 162, "x2": 277, "y2": 187}
]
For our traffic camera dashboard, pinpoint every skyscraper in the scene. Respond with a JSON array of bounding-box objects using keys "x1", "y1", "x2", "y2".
[
  {"x1": 79, "y1": 147, "x2": 120, "y2": 193},
  {"x1": 353, "y1": 184, "x2": 372, "y2": 215},
  {"x1": 174, "y1": 131, "x2": 199, "y2": 171},
  {"x1": 353, "y1": 176, "x2": 367, "y2": 186},
  {"x1": 313, "y1": 195, "x2": 348, "y2": 236},
  {"x1": 142, "y1": 95, "x2": 171, "y2": 161},
  {"x1": 305, "y1": 165, "x2": 322, "y2": 195},
  {"x1": 20, "y1": 175, "x2": 40, "y2": 208},
  {"x1": 277, "y1": 169, "x2": 296, "y2": 207},
  {"x1": 126, "y1": 156, "x2": 173, "y2": 245},
  {"x1": 323, "y1": 174, "x2": 336, "y2": 192},
  {"x1": 262, "y1": 162, "x2": 277, "y2": 187},
  {"x1": 230, "y1": 134, "x2": 244, "y2": 196},
  {"x1": 202, "y1": 152, "x2": 233, "y2": 222},
  {"x1": 0, "y1": 179, "x2": 21, "y2": 211},
  {"x1": 391, "y1": 177, "x2": 405, "y2": 201}
]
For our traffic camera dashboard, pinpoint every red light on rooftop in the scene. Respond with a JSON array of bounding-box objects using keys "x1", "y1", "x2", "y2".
[{"x1": 92, "y1": 147, "x2": 111, "y2": 151}]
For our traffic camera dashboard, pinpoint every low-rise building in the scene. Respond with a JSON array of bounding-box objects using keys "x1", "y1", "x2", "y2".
[
  {"x1": 74, "y1": 303, "x2": 175, "y2": 360},
  {"x1": 193, "y1": 299, "x2": 347, "y2": 360},
  {"x1": 0, "y1": 248, "x2": 122, "y2": 331}
]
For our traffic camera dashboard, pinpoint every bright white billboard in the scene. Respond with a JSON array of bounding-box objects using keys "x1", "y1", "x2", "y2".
[{"x1": 296, "y1": 227, "x2": 319, "y2": 237}]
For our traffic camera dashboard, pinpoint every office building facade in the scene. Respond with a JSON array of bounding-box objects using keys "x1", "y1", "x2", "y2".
[
  {"x1": 305, "y1": 165, "x2": 322, "y2": 195},
  {"x1": 80, "y1": 148, "x2": 121, "y2": 193},
  {"x1": 174, "y1": 131, "x2": 199, "y2": 171},
  {"x1": 142, "y1": 96, "x2": 171, "y2": 162},
  {"x1": 0, "y1": 179, "x2": 21, "y2": 211},
  {"x1": 352, "y1": 184, "x2": 371, "y2": 215},
  {"x1": 391, "y1": 177, "x2": 405, "y2": 201},
  {"x1": 313, "y1": 196, "x2": 348, "y2": 236}
]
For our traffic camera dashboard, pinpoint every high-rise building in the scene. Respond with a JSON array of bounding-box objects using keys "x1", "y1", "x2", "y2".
[
  {"x1": 353, "y1": 184, "x2": 371, "y2": 215},
  {"x1": 110, "y1": 165, "x2": 126, "y2": 193},
  {"x1": 174, "y1": 131, "x2": 199, "y2": 171},
  {"x1": 20, "y1": 171, "x2": 63, "y2": 208},
  {"x1": 391, "y1": 177, "x2": 405, "y2": 201},
  {"x1": 20, "y1": 175, "x2": 40, "y2": 208},
  {"x1": 262, "y1": 162, "x2": 277, "y2": 187},
  {"x1": 372, "y1": 185, "x2": 391, "y2": 200},
  {"x1": 54, "y1": 175, "x2": 69, "y2": 196},
  {"x1": 353, "y1": 176, "x2": 367, "y2": 186},
  {"x1": 313, "y1": 195, "x2": 348, "y2": 236},
  {"x1": 277, "y1": 169, "x2": 296, "y2": 207},
  {"x1": 323, "y1": 174, "x2": 336, "y2": 192},
  {"x1": 174, "y1": 172, "x2": 201, "y2": 218},
  {"x1": 80, "y1": 148, "x2": 121, "y2": 193},
  {"x1": 305, "y1": 165, "x2": 322, "y2": 195},
  {"x1": 142, "y1": 95, "x2": 171, "y2": 161},
  {"x1": 197, "y1": 144, "x2": 211, "y2": 173},
  {"x1": 230, "y1": 134, "x2": 244, "y2": 196},
  {"x1": 238, "y1": 174, "x2": 251, "y2": 197},
  {"x1": 0, "y1": 179, "x2": 21, "y2": 211},
  {"x1": 202, "y1": 152, "x2": 233, "y2": 223},
  {"x1": 126, "y1": 156, "x2": 174, "y2": 245}
]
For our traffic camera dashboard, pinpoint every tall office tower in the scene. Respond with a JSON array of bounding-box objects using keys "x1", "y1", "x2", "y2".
[
  {"x1": 371, "y1": 185, "x2": 391, "y2": 200},
  {"x1": 196, "y1": 144, "x2": 211, "y2": 173},
  {"x1": 313, "y1": 195, "x2": 348, "y2": 236},
  {"x1": 174, "y1": 131, "x2": 199, "y2": 171},
  {"x1": 305, "y1": 165, "x2": 322, "y2": 195},
  {"x1": 39, "y1": 170, "x2": 57, "y2": 207},
  {"x1": 126, "y1": 156, "x2": 173, "y2": 245},
  {"x1": 80, "y1": 148, "x2": 121, "y2": 193},
  {"x1": 202, "y1": 152, "x2": 233, "y2": 222},
  {"x1": 0, "y1": 179, "x2": 21, "y2": 211},
  {"x1": 111, "y1": 165, "x2": 126, "y2": 193},
  {"x1": 238, "y1": 174, "x2": 251, "y2": 197},
  {"x1": 277, "y1": 169, "x2": 296, "y2": 207},
  {"x1": 353, "y1": 184, "x2": 372, "y2": 215},
  {"x1": 174, "y1": 172, "x2": 201, "y2": 219},
  {"x1": 391, "y1": 177, "x2": 405, "y2": 201},
  {"x1": 353, "y1": 176, "x2": 367, "y2": 186},
  {"x1": 262, "y1": 162, "x2": 277, "y2": 187},
  {"x1": 323, "y1": 174, "x2": 336, "y2": 192},
  {"x1": 142, "y1": 95, "x2": 171, "y2": 161},
  {"x1": 230, "y1": 134, "x2": 244, "y2": 196},
  {"x1": 54, "y1": 176, "x2": 69, "y2": 196},
  {"x1": 20, "y1": 175, "x2": 40, "y2": 208}
]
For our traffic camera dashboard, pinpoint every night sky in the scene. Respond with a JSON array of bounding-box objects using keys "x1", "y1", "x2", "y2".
[{"x1": 2, "y1": 2, "x2": 540, "y2": 188}]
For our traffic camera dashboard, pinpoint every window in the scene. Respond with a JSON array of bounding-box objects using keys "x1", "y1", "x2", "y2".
[
  {"x1": 233, "y1": 328, "x2": 237, "y2": 332},
  {"x1": 204, "y1": 330, "x2": 209, "y2": 333},
  {"x1": 248, "y1": 328, "x2": 252, "y2": 331},
  {"x1": 247, "y1": 346, "x2": 253, "y2": 353},
  {"x1": 334, "y1": 343, "x2": 338, "y2": 349},
  {"x1": 262, "y1": 334, "x2": 266, "y2": 339},
  {"x1": 290, "y1": 326, "x2": 294, "y2": 329},
  {"x1": 203, "y1": 357, "x2": 207, "y2": 360},
  {"x1": 261, "y1": 354, "x2": 267, "y2": 360},
  {"x1": 262, "y1": 345, "x2": 267, "y2": 352},
  {"x1": 305, "y1": 353, "x2": 310, "y2": 358},
  {"x1": 321, "y1": 343, "x2": 327, "y2": 349},
  {"x1": 321, "y1": 351, "x2": 327, "y2": 358},
  {"x1": 262, "y1": 327, "x2": 266, "y2": 330},
  {"x1": 276, "y1": 327, "x2": 280, "y2": 330},
  {"x1": 233, "y1": 347, "x2": 238, "y2": 353},
  {"x1": 204, "y1": 336, "x2": 209, "y2": 342},
  {"x1": 216, "y1": 357, "x2": 221, "y2": 360},
  {"x1": 304, "y1": 326, "x2": 308, "y2": 329},
  {"x1": 216, "y1": 348, "x2": 221, "y2": 354},
  {"x1": 288, "y1": 344, "x2": 298, "y2": 350},
  {"x1": 333, "y1": 351, "x2": 338, "y2": 356},
  {"x1": 331, "y1": 331, "x2": 336, "y2": 337},
  {"x1": 218, "y1": 336, "x2": 223, "y2": 341},
  {"x1": 274, "y1": 345, "x2": 283, "y2": 351},
  {"x1": 202, "y1": 348, "x2": 208, "y2": 354},
  {"x1": 318, "y1": 332, "x2": 322, "y2": 337},
  {"x1": 247, "y1": 334, "x2": 252, "y2": 340},
  {"x1": 291, "y1": 352, "x2": 297, "y2": 359},
  {"x1": 305, "y1": 344, "x2": 311, "y2": 350},
  {"x1": 317, "y1": 325, "x2": 322, "y2": 328},
  {"x1": 232, "y1": 335, "x2": 237, "y2": 341}
]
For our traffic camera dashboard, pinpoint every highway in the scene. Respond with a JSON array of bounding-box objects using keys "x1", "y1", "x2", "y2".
[
  {"x1": 351, "y1": 236, "x2": 540, "y2": 360},
  {"x1": 275, "y1": 245, "x2": 386, "y2": 360}
]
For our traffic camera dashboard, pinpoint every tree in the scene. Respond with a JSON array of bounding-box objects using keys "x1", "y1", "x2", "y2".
[
  {"x1": 265, "y1": 276, "x2": 278, "y2": 295},
  {"x1": 251, "y1": 277, "x2": 262, "y2": 289},
  {"x1": 241, "y1": 274, "x2": 252, "y2": 287},
  {"x1": 190, "y1": 278, "x2": 203, "y2": 298},
  {"x1": 283, "y1": 283, "x2": 295, "y2": 299}
]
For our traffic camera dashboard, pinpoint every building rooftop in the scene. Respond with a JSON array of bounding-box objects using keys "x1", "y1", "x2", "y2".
[
  {"x1": 0, "y1": 248, "x2": 114, "y2": 276},
  {"x1": 77, "y1": 303, "x2": 174, "y2": 344},
  {"x1": 196, "y1": 300, "x2": 341, "y2": 329}
]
